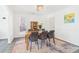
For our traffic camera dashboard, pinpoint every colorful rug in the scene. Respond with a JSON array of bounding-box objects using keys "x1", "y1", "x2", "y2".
[{"x1": 12, "y1": 38, "x2": 79, "y2": 53}]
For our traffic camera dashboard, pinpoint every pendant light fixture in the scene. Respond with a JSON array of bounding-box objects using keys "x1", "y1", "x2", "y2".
[{"x1": 36, "y1": 5, "x2": 44, "y2": 12}]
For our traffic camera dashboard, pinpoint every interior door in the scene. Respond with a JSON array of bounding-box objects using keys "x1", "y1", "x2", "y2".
[{"x1": 0, "y1": 18, "x2": 8, "y2": 39}]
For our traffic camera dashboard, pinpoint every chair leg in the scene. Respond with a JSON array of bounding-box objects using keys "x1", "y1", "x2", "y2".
[
  {"x1": 45, "y1": 39, "x2": 48, "y2": 46},
  {"x1": 35, "y1": 41, "x2": 39, "y2": 50},
  {"x1": 26, "y1": 43, "x2": 29, "y2": 50},
  {"x1": 46, "y1": 38, "x2": 51, "y2": 47},
  {"x1": 49, "y1": 38, "x2": 50, "y2": 42},
  {"x1": 41, "y1": 40, "x2": 42, "y2": 48},
  {"x1": 48, "y1": 38, "x2": 50, "y2": 44},
  {"x1": 30, "y1": 47, "x2": 31, "y2": 52},
  {"x1": 30, "y1": 41, "x2": 32, "y2": 52},
  {"x1": 37, "y1": 41, "x2": 39, "y2": 50},
  {"x1": 53, "y1": 36, "x2": 55, "y2": 45}
]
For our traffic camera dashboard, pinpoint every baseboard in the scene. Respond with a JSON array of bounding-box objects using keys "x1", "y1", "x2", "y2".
[
  {"x1": 14, "y1": 37, "x2": 24, "y2": 39},
  {"x1": 0, "y1": 38, "x2": 8, "y2": 40},
  {"x1": 55, "y1": 37, "x2": 79, "y2": 47}
]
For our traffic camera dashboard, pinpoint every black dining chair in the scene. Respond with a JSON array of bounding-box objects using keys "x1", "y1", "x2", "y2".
[
  {"x1": 48, "y1": 30, "x2": 55, "y2": 44},
  {"x1": 38, "y1": 31, "x2": 48, "y2": 48},
  {"x1": 29, "y1": 31, "x2": 39, "y2": 51}
]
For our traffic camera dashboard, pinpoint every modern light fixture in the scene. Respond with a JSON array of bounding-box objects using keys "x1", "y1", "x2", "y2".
[{"x1": 36, "y1": 5, "x2": 44, "y2": 12}]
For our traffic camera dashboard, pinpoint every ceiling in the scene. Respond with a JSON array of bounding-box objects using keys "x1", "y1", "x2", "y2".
[{"x1": 8, "y1": 5, "x2": 69, "y2": 15}]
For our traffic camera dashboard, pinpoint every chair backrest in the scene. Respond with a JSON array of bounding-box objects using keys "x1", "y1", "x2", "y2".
[
  {"x1": 39, "y1": 31, "x2": 48, "y2": 40},
  {"x1": 29, "y1": 32, "x2": 38, "y2": 42},
  {"x1": 48, "y1": 30, "x2": 55, "y2": 38}
]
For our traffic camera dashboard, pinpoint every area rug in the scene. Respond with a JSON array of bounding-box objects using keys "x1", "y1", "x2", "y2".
[{"x1": 12, "y1": 38, "x2": 79, "y2": 53}]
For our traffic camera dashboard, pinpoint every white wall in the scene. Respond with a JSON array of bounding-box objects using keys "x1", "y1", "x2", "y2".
[
  {"x1": 55, "y1": 6, "x2": 79, "y2": 46},
  {"x1": 7, "y1": 6, "x2": 14, "y2": 43},
  {"x1": 13, "y1": 12, "x2": 55, "y2": 38},
  {"x1": 0, "y1": 5, "x2": 13, "y2": 43},
  {"x1": 13, "y1": 13, "x2": 26, "y2": 38}
]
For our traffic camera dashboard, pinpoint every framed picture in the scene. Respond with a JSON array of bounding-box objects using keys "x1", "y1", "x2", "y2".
[
  {"x1": 20, "y1": 16, "x2": 26, "y2": 32},
  {"x1": 64, "y1": 12, "x2": 75, "y2": 23}
]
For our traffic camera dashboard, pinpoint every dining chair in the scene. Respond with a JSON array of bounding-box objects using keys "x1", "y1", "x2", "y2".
[
  {"x1": 48, "y1": 30, "x2": 55, "y2": 44},
  {"x1": 29, "y1": 31, "x2": 39, "y2": 52},
  {"x1": 38, "y1": 31, "x2": 48, "y2": 48}
]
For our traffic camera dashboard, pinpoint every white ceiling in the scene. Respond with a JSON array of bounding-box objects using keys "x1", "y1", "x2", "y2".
[{"x1": 8, "y1": 5, "x2": 68, "y2": 15}]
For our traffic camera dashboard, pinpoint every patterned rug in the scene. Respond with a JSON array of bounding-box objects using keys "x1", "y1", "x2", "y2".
[{"x1": 12, "y1": 38, "x2": 79, "y2": 53}]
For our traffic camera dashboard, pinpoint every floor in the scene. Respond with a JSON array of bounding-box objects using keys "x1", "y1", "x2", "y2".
[
  {"x1": 12, "y1": 38, "x2": 79, "y2": 53},
  {"x1": 0, "y1": 37, "x2": 79, "y2": 53},
  {"x1": 0, "y1": 39, "x2": 14, "y2": 53}
]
